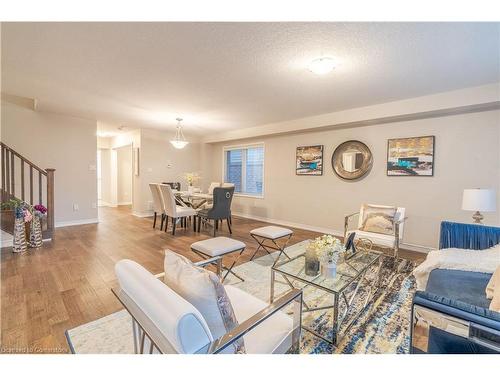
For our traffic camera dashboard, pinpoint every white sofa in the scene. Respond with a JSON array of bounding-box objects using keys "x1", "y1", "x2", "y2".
[{"x1": 113, "y1": 258, "x2": 302, "y2": 354}]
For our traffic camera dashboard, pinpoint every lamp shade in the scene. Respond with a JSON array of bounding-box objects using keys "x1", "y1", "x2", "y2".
[{"x1": 461, "y1": 189, "x2": 496, "y2": 212}]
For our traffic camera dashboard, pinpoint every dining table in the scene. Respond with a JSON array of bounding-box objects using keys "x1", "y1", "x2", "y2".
[{"x1": 173, "y1": 190, "x2": 213, "y2": 209}]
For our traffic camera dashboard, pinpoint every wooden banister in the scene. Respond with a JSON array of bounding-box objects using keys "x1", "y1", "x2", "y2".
[{"x1": 0, "y1": 142, "x2": 55, "y2": 239}]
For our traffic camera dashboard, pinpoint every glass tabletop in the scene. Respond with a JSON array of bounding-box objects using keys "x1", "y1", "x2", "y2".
[{"x1": 272, "y1": 241, "x2": 382, "y2": 294}]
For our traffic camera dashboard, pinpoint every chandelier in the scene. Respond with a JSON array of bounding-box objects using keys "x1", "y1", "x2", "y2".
[{"x1": 170, "y1": 118, "x2": 188, "y2": 149}]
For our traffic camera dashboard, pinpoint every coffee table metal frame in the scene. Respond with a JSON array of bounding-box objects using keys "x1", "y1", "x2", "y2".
[{"x1": 270, "y1": 249, "x2": 384, "y2": 350}]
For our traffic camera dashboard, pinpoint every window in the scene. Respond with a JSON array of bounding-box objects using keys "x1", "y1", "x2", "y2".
[{"x1": 224, "y1": 144, "x2": 264, "y2": 197}]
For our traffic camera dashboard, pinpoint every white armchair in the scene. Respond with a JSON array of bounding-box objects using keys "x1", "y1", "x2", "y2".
[
  {"x1": 344, "y1": 204, "x2": 407, "y2": 258},
  {"x1": 113, "y1": 257, "x2": 302, "y2": 354}
]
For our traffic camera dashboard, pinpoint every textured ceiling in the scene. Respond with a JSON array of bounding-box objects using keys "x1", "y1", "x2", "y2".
[{"x1": 2, "y1": 22, "x2": 499, "y2": 134}]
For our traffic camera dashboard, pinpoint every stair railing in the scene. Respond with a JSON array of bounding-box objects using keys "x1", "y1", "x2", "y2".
[{"x1": 0, "y1": 142, "x2": 55, "y2": 238}]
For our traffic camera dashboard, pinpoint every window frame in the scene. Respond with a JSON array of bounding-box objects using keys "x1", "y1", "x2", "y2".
[{"x1": 222, "y1": 142, "x2": 265, "y2": 199}]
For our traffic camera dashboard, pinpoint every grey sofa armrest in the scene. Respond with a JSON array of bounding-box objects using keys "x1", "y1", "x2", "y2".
[
  {"x1": 200, "y1": 288, "x2": 303, "y2": 354},
  {"x1": 411, "y1": 291, "x2": 500, "y2": 353}
]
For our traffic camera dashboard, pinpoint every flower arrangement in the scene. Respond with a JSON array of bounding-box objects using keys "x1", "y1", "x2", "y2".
[
  {"x1": 1, "y1": 198, "x2": 33, "y2": 222},
  {"x1": 308, "y1": 234, "x2": 345, "y2": 265},
  {"x1": 33, "y1": 204, "x2": 47, "y2": 218},
  {"x1": 183, "y1": 172, "x2": 200, "y2": 186}
]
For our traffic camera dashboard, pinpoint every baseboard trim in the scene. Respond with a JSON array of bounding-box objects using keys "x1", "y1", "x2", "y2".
[
  {"x1": 55, "y1": 218, "x2": 99, "y2": 228},
  {"x1": 98, "y1": 201, "x2": 116, "y2": 208},
  {"x1": 232, "y1": 212, "x2": 433, "y2": 254},
  {"x1": 132, "y1": 210, "x2": 154, "y2": 218}
]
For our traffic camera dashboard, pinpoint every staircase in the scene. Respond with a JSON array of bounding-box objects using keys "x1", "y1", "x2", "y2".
[{"x1": 1, "y1": 142, "x2": 55, "y2": 239}]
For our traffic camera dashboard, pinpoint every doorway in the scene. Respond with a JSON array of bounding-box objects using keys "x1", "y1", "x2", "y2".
[{"x1": 97, "y1": 144, "x2": 133, "y2": 212}]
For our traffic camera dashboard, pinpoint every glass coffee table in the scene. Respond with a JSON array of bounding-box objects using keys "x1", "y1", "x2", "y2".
[{"x1": 270, "y1": 241, "x2": 384, "y2": 349}]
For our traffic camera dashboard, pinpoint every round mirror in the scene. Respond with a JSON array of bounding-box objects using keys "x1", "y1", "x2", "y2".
[{"x1": 331, "y1": 140, "x2": 373, "y2": 180}]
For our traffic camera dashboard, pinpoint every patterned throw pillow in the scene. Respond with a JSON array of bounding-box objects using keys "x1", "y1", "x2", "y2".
[
  {"x1": 163, "y1": 250, "x2": 245, "y2": 353},
  {"x1": 359, "y1": 204, "x2": 397, "y2": 235}
]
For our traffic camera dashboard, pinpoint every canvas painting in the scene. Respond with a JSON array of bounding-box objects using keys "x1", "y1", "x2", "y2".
[
  {"x1": 387, "y1": 136, "x2": 435, "y2": 176},
  {"x1": 296, "y1": 145, "x2": 323, "y2": 175}
]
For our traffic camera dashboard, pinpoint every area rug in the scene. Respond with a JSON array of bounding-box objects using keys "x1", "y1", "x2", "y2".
[{"x1": 66, "y1": 241, "x2": 416, "y2": 354}]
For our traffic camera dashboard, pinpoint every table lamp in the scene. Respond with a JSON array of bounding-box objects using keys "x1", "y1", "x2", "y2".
[{"x1": 461, "y1": 188, "x2": 496, "y2": 224}]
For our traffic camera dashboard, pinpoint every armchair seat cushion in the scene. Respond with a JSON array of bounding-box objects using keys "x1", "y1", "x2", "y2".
[
  {"x1": 224, "y1": 285, "x2": 293, "y2": 354},
  {"x1": 250, "y1": 226, "x2": 293, "y2": 240},
  {"x1": 346, "y1": 230, "x2": 396, "y2": 248},
  {"x1": 426, "y1": 269, "x2": 492, "y2": 308},
  {"x1": 175, "y1": 206, "x2": 196, "y2": 218},
  {"x1": 191, "y1": 237, "x2": 246, "y2": 257}
]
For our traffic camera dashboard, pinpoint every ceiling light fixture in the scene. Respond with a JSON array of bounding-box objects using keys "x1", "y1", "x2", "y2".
[
  {"x1": 308, "y1": 57, "x2": 336, "y2": 75},
  {"x1": 170, "y1": 118, "x2": 189, "y2": 149}
]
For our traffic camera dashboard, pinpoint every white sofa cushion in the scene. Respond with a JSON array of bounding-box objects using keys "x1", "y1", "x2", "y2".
[
  {"x1": 250, "y1": 226, "x2": 293, "y2": 239},
  {"x1": 163, "y1": 250, "x2": 245, "y2": 353},
  {"x1": 225, "y1": 285, "x2": 294, "y2": 354},
  {"x1": 191, "y1": 237, "x2": 246, "y2": 256},
  {"x1": 115, "y1": 259, "x2": 212, "y2": 353},
  {"x1": 347, "y1": 230, "x2": 396, "y2": 248}
]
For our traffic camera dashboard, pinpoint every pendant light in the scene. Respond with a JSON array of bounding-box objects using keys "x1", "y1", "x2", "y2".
[{"x1": 170, "y1": 117, "x2": 188, "y2": 149}]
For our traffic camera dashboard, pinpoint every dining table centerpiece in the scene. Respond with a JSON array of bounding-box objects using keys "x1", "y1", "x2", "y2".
[{"x1": 183, "y1": 172, "x2": 200, "y2": 194}]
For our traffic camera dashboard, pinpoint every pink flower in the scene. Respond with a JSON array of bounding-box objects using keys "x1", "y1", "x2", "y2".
[
  {"x1": 34, "y1": 204, "x2": 47, "y2": 214},
  {"x1": 24, "y1": 209, "x2": 33, "y2": 223}
]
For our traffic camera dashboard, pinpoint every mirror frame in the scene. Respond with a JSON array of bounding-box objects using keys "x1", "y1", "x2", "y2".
[{"x1": 331, "y1": 140, "x2": 373, "y2": 180}]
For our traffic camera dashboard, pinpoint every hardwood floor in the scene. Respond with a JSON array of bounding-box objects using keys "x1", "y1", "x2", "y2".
[{"x1": 0, "y1": 206, "x2": 425, "y2": 353}]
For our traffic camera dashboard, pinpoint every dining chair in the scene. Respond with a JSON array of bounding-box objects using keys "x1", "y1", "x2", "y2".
[
  {"x1": 207, "y1": 182, "x2": 221, "y2": 194},
  {"x1": 197, "y1": 187, "x2": 234, "y2": 236},
  {"x1": 158, "y1": 184, "x2": 197, "y2": 235},
  {"x1": 163, "y1": 182, "x2": 181, "y2": 191},
  {"x1": 149, "y1": 183, "x2": 166, "y2": 230}
]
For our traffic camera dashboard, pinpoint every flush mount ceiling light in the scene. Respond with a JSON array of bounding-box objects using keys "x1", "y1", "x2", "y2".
[
  {"x1": 308, "y1": 57, "x2": 336, "y2": 75},
  {"x1": 170, "y1": 117, "x2": 189, "y2": 149}
]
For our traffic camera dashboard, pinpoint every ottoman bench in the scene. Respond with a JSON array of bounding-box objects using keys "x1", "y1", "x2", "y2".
[
  {"x1": 249, "y1": 226, "x2": 293, "y2": 266},
  {"x1": 191, "y1": 236, "x2": 246, "y2": 282}
]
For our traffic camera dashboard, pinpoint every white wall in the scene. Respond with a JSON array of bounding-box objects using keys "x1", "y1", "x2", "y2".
[
  {"x1": 98, "y1": 148, "x2": 112, "y2": 205},
  {"x1": 210, "y1": 110, "x2": 500, "y2": 250},
  {"x1": 1, "y1": 101, "x2": 98, "y2": 226},
  {"x1": 134, "y1": 128, "x2": 202, "y2": 216},
  {"x1": 116, "y1": 145, "x2": 132, "y2": 205}
]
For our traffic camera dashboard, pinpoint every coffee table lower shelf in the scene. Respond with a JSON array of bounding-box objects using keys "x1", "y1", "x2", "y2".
[{"x1": 270, "y1": 252, "x2": 383, "y2": 352}]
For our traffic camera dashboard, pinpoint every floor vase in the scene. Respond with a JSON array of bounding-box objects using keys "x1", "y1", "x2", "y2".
[
  {"x1": 30, "y1": 216, "x2": 43, "y2": 248},
  {"x1": 13, "y1": 218, "x2": 28, "y2": 253}
]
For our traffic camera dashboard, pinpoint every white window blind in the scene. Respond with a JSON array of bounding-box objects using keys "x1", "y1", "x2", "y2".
[{"x1": 224, "y1": 144, "x2": 264, "y2": 197}]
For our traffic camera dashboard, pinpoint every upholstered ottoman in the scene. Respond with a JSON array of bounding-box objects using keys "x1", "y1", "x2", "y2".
[
  {"x1": 249, "y1": 226, "x2": 293, "y2": 266},
  {"x1": 191, "y1": 236, "x2": 246, "y2": 282}
]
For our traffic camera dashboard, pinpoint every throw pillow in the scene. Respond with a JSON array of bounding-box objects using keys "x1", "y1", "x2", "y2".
[
  {"x1": 488, "y1": 266, "x2": 500, "y2": 312},
  {"x1": 163, "y1": 250, "x2": 245, "y2": 353},
  {"x1": 360, "y1": 204, "x2": 397, "y2": 235}
]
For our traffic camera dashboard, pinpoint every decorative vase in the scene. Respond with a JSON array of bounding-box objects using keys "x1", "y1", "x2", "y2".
[
  {"x1": 305, "y1": 246, "x2": 320, "y2": 276},
  {"x1": 29, "y1": 215, "x2": 43, "y2": 248},
  {"x1": 321, "y1": 262, "x2": 337, "y2": 279},
  {"x1": 13, "y1": 218, "x2": 28, "y2": 253}
]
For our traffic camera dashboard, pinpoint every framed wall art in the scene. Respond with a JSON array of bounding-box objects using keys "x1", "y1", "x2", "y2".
[
  {"x1": 387, "y1": 136, "x2": 435, "y2": 176},
  {"x1": 296, "y1": 145, "x2": 323, "y2": 176}
]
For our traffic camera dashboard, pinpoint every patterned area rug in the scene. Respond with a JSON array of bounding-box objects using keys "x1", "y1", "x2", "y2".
[{"x1": 66, "y1": 242, "x2": 416, "y2": 354}]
